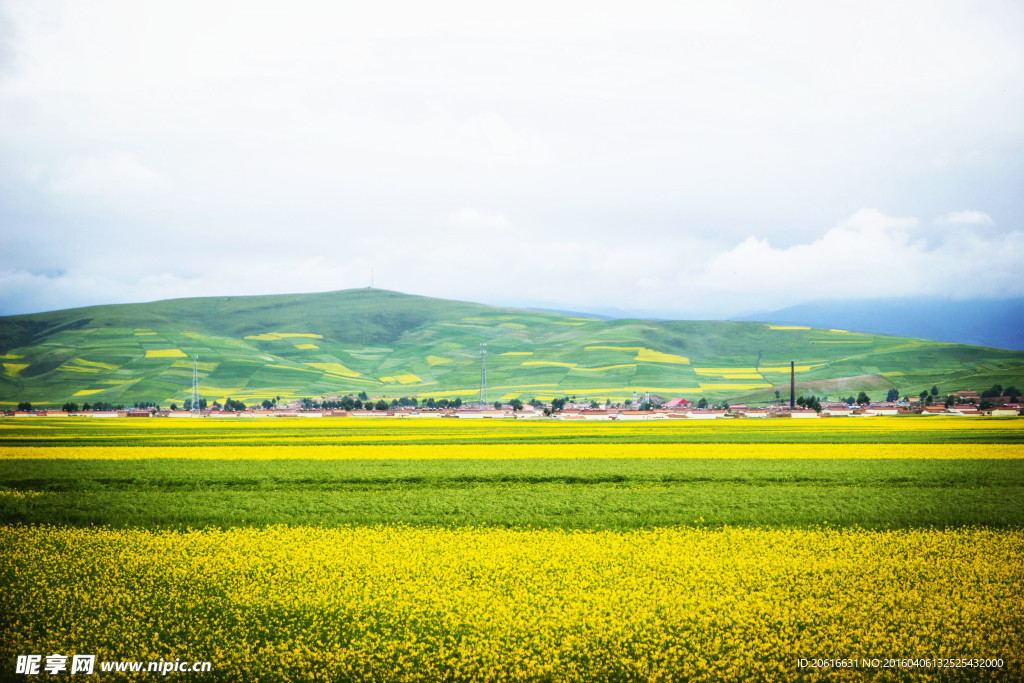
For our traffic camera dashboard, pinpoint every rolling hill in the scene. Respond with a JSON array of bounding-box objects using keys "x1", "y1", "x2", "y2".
[{"x1": 2, "y1": 289, "x2": 1023, "y2": 407}]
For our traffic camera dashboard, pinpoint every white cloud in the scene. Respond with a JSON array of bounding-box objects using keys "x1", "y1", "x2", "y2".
[
  {"x1": 937, "y1": 210, "x2": 994, "y2": 226},
  {"x1": 698, "y1": 210, "x2": 1023, "y2": 311},
  {"x1": 1, "y1": 208, "x2": 1022, "y2": 318},
  {"x1": 49, "y1": 153, "x2": 167, "y2": 197},
  {"x1": 1, "y1": 1, "x2": 1022, "y2": 318}
]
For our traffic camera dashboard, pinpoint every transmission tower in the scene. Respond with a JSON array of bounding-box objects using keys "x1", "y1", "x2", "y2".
[
  {"x1": 191, "y1": 355, "x2": 200, "y2": 417},
  {"x1": 479, "y1": 343, "x2": 487, "y2": 409}
]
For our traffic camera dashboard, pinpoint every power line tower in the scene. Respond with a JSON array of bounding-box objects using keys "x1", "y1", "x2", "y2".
[
  {"x1": 479, "y1": 343, "x2": 487, "y2": 409},
  {"x1": 191, "y1": 355, "x2": 200, "y2": 417}
]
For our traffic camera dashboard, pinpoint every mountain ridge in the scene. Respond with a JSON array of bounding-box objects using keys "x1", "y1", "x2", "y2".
[{"x1": 2, "y1": 288, "x2": 1023, "y2": 407}]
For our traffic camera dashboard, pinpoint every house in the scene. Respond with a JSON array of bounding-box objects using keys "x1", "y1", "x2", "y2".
[
  {"x1": 664, "y1": 398, "x2": 691, "y2": 409},
  {"x1": 864, "y1": 406, "x2": 899, "y2": 416},
  {"x1": 790, "y1": 409, "x2": 819, "y2": 418},
  {"x1": 740, "y1": 408, "x2": 769, "y2": 418},
  {"x1": 618, "y1": 410, "x2": 662, "y2": 420},
  {"x1": 988, "y1": 407, "x2": 1020, "y2": 417},
  {"x1": 823, "y1": 405, "x2": 854, "y2": 417},
  {"x1": 686, "y1": 409, "x2": 727, "y2": 419}
]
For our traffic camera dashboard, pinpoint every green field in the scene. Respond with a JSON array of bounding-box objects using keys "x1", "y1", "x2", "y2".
[
  {"x1": 3, "y1": 418, "x2": 1022, "y2": 530},
  {"x1": 3, "y1": 289, "x2": 1023, "y2": 407}
]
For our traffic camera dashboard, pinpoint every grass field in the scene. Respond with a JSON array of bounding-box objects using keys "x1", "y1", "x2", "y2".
[
  {"x1": 3, "y1": 289, "x2": 1023, "y2": 407},
  {"x1": 1, "y1": 418, "x2": 1022, "y2": 681}
]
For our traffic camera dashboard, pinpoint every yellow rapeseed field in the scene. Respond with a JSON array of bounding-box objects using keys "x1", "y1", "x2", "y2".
[
  {"x1": 143, "y1": 349, "x2": 187, "y2": 359},
  {"x1": 2, "y1": 443, "x2": 1021, "y2": 460},
  {"x1": 1, "y1": 525, "x2": 1019, "y2": 682}
]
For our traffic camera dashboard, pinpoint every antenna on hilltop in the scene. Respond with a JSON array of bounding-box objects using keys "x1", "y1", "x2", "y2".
[{"x1": 479, "y1": 343, "x2": 487, "y2": 409}]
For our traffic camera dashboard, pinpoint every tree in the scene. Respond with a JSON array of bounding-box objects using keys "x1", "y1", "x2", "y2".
[
  {"x1": 494, "y1": 400, "x2": 503, "y2": 410},
  {"x1": 375, "y1": 399, "x2": 388, "y2": 411},
  {"x1": 529, "y1": 398, "x2": 543, "y2": 409},
  {"x1": 1005, "y1": 386, "x2": 1021, "y2": 401},
  {"x1": 340, "y1": 396, "x2": 355, "y2": 410},
  {"x1": 262, "y1": 399, "x2": 274, "y2": 409},
  {"x1": 357, "y1": 391, "x2": 369, "y2": 401},
  {"x1": 16, "y1": 401, "x2": 32, "y2": 412},
  {"x1": 510, "y1": 399, "x2": 523, "y2": 412},
  {"x1": 981, "y1": 384, "x2": 1003, "y2": 399},
  {"x1": 169, "y1": 403, "x2": 178, "y2": 411},
  {"x1": 774, "y1": 390, "x2": 780, "y2": 400},
  {"x1": 886, "y1": 388, "x2": 900, "y2": 402},
  {"x1": 590, "y1": 400, "x2": 600, "y2": 409},
  {"x1": 62, "y1": 402, "x2": 79, "y2": 413},
  {"x1": 856, "y1": 391, "x2": 870, "y2": 405},
  {"x1": 82, "y1": 403, "x2": 91, "y2": 411},
  {"x1": 930, "y1": 385, "x2": 938, "y2": 397},
  {"x1": 697, "y1": 398, "x2": 708, "y2": 409},
  {"x1": 453, "y1": 397, "x2": 462, "y2": 408},
  {"x1": 353, "y1": 399, "x2": 363, "y2": 410},
  {"x1": 945, "y1": 395, "x2": 955, "y2": 408},
  {"x1": 551, "y1": 397, "x2": 566, "y2": 411},
  {"x1": 919, "y1": 390, "x2": 928, "y2": 402}
]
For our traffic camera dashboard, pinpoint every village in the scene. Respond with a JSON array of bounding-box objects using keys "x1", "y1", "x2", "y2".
[{"x1": 4, "y1": 387, "x2": 1022, "y2": 419}]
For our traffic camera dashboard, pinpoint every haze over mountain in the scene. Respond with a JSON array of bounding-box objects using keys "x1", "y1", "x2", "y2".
[
  {"x1": 2, "y1": 289, "x2": 1022, "y2": 408},
  {"x1": 735, "y1": 298, "x2": 1024, "y2": 351}
]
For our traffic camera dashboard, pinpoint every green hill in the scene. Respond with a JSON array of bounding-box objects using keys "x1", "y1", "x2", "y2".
[{"x1": 1, "y1": 289, "x2": 1022, "y2": 407}]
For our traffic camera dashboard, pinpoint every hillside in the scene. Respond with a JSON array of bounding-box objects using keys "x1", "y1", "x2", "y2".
[{"x1": 2, "y1": 289, "x2": 1023, "y2": 407}]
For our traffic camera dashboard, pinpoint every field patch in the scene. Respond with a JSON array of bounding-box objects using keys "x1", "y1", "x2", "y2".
[
  {"x1": 379, "y1": 373, "x2": 423, "y2": 385},
  {"x1": 144, "y1": 349, "x2": 187, "y2": 359},
  {"x1": 522, "y1": 361, "x2": 577, "y2": 368},
  {"x1": 303, "y1": 362, "x2": 360, "y2": 378},
  {"x1": 244, "y1": 333, "x2": 324, "y2": 341}
]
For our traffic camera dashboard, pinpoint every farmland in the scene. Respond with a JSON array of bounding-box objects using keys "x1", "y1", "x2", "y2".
[
  {"x1": 3, "y1": 289, "x2": 1024, "y2": 407},
  {"x1": 1, "y1": 417, "x2": 1023, "y2": 680}
]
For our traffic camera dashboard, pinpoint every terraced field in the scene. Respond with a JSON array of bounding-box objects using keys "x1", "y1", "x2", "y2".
[
  {"x1": 1, "y1": 418, "x2": 1022, "y2": 680},
  {"x1": 2, "y1": 289, "x2": 1023, "y2": 407}
]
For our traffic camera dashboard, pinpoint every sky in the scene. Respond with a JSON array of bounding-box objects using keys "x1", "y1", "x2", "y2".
[{"x1": 1, "y1": 0, "x2": 1022, "y2": 319}]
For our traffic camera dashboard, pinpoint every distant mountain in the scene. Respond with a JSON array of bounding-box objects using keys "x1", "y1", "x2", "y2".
[
  {"x1": 735, "y1": 298, "x2": 1024, "y2": 350},
  {"x1": 2, "y1": 289, "x2": 1023, "y2": 407}
]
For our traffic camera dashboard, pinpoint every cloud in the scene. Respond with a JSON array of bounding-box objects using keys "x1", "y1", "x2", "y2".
[
  {"x1": 1, "y1": 208, "x2": 1022, "y2": 318},
  {"x1": 49, "y1": 153, "x2": 167, "y2": 197},
  {"x1": 1, "y1": 2, "x2": 1022, "y2": 319},
  {"x1": 936, "y1": 210, "x2": 994, "y2": 226},
  {"x1": 699, "y1": 209, "x2": 1023, "y2": 311}
]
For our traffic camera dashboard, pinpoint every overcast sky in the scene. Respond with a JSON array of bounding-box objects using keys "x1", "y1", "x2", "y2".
[{"x1": 1, "y1": 0, "x2": 1022, "y2": 318}]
